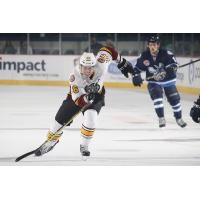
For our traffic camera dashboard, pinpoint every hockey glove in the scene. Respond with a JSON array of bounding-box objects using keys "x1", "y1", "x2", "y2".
[
  {"x1": 153, "y1": 68, "x2": 166, "y2": 81},
  {"x1": 165, "y1": 64, "x2": 178, "y2": 74},
  {"x1": 117, "y1": 58, "x2": 134, "y2": 78},
  {"x1": 195, "y1": 95, "x2": 200, "y2": 105},
  {"x1": 87, "y1": 92, "x2": 103, "y2": 104},
  {"x1": 190, "y1": 96, "x2": 200, "y2": 123},
  {"x1": 132, "y1": 74, "x2": 143, "y2": 87}
]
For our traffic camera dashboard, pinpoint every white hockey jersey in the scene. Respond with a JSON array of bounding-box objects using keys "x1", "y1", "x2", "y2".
[{"x1": 69, "y1": 48, "x2": 116, "y2": 106}]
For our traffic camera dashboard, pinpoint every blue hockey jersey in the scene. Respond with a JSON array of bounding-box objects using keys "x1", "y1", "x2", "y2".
[{"x1": 134, "y1": 48, "x2": 178, "y2": 85}]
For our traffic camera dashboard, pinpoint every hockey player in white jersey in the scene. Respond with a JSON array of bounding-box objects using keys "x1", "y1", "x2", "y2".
[{"x1": 34, "y1": 47, "x2": 133, "y2": 159}]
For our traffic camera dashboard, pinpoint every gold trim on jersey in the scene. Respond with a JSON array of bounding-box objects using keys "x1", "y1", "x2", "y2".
[{"x1": 99, "y1": 47, "x2": 112, "y2": 56}]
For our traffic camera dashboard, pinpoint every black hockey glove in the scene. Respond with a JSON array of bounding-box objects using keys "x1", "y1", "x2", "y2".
[
  {"x1": 190, "y1": 96, "x2": 200, "y2": 123},
  {"x1": 87, "y1": 92, "x2": 103, "y2": 104},
  {"x1": 153, "y1": 68, "x2": 166, "y2": 81},
  {"x1": 132, "y1": 74, "x2": 143, "y2": 87},
  {"x1": 165, "y1": 64, "x2": 178, "y2": 74},
  {"x1": 196, "y1": 95, "x2": 200, "y2": 105},
  {"x1": 117, "y1": 58, "x2": 134, "y2": 78}
]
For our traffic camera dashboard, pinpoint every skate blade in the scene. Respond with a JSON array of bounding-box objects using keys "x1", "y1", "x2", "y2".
[
  {"x1": 180, "y1": 124, "x2": 187, "y2": 128},
  {"x1": 82, "y1": 156, "x2": 89, "y2": 161},
  {"x1": 159, "y1": 126, "x2": 166, "y2": 129}
]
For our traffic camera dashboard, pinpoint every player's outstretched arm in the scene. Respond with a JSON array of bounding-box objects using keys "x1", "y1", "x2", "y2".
[
  {"x1": 117, "y1": 58, "x2": 134, "y2": 78},
  {"x1": 98, "y1": 46, "x2": 134, "y2": 78}
]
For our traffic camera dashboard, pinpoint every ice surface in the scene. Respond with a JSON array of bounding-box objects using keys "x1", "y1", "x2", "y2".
[{"x1": 0, "y1": 86, "x2": 199, "y2": 165}]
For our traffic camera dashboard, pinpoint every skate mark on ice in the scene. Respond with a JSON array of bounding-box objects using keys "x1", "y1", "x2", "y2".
[
  {"x1": 114, "y1": 138, "x2": 200, "y2": 143},
  {"x1": 97, "y1": 149, "x2": 140, "y2": 152},
  {"x1": 0, "y1": 157, "x2": 16, "y2": 162},
  {"x1": 1, "y1": 156, "x2": 200, "y2": 165}
]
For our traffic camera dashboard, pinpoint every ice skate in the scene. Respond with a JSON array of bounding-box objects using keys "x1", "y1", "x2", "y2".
[
  {"x1": 80, "y1": 144, "x2": 90, "y2": 161},
  {"x1": 176, "y1": 118, "x2": 187, "y2": 128},
  {"x1": 158, "y1": 117, "x2": 166, "y2": 128},
  {"x1": 35, "y1": 131, "x2": 63, "y2": 156}
]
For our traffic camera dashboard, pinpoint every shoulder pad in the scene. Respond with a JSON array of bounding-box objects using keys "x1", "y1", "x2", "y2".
[{"x1": 167, "y1": 50, "x2": 174, "y2": 55}]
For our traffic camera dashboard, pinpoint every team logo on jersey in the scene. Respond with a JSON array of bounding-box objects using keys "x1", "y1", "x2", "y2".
[
  {"x1": 148, "y1": 67, "x2": 157, "y2": 74},
  {"x1": 143, "y1": 60, "x2": 150, "y2": 66},
  {"x1": 148, "y1": 65, "x2": 159, "y2": 74},
  {"x1": 158, "y1": 62, "x2": 164, "y2": 68},
  {"x1": 97, "y1": 54, "x2": 110, "y2": 63},
  {"x1": 85, "y1": 82, "x2": 100, "y2": 93},
  {"x1": 69, "y1": 74, "x2": 75, "y2": 82},
  {"x1": 72, "y1": 85, "x2": 79, "y2": 93}
]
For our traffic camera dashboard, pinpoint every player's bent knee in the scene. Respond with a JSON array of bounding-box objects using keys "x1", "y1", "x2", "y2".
[
  {"x1": 55, "y1": 99, "x2": 81, "y2": 125},
  {"x1": 148, "y1": 84, "x2": 163, "y2": 100},
  {"x1": 83, "y1": 109, "x2": 98, "y2": 128},
  {"x1": 167, "y1": 92, "x2": 180, "y2": 105}
]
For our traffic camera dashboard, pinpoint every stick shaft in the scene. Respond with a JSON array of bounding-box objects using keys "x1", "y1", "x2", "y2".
[{"x1": 178, "y1": 58, "x2": 200, "y2": 68}]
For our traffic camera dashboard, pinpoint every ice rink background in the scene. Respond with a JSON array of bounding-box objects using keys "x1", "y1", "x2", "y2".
[{"x1": 0, "y1": 85, "x2": 199, "y2": 166}]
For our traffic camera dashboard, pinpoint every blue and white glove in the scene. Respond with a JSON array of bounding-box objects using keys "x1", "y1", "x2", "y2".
[
  {"x1": 132, "y1": 74, "x2": 143, "y2": 87},
  {"x1": 165, "y1": 64, "x2": 178, "y2": 74},
  {"x1": 153, "y1": 68, "x2": 166, "y2": 81}
]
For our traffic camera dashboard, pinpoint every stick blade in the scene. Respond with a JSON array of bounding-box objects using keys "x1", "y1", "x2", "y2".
[{"x1": 15, "y1": 150, "x2": 36, "y2": 162}]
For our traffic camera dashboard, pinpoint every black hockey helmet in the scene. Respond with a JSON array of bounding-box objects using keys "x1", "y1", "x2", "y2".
[{"x1": 147, "y1": 35, "x2": 160, "y2": 44}]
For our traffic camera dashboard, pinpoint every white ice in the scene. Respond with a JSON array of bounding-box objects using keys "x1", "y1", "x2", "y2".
[{"x1": 0, "y1": 85, "x2": 200, "y2": 165}]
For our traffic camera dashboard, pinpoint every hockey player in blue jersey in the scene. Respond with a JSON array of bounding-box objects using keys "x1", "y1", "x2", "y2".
[{"x1": 118, "y1": 36, "x2": 187, "y2": 128}]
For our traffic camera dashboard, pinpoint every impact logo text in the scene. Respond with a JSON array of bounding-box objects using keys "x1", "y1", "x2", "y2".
[{"x1": 0, "y1": 57, "x2": 46, "y2": 73}]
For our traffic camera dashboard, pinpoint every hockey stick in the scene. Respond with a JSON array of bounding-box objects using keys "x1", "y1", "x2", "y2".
[
  {"x1": 146, "y1": 58, "x2": 200, "y2": 81},
  {"x1": 15, "y1": 123, "x2": 68, "y2": 162},
  {"x1": 178, "y1": 58, "x2": 200, "y2": 69},
  {"x1": 15, "y1": 149, "x2": 37, "y2": 162},
  {"x1": 15, "y1": 106, "x2": 83, "y2": 162}
]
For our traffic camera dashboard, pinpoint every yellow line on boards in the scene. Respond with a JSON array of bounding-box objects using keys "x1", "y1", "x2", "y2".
[
  {"x1": 0, "y1": 80, "x2": 69, "y2": 86},
  {"x1": 0, "y1": 80, "x2": 199, "y2": 94}
]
